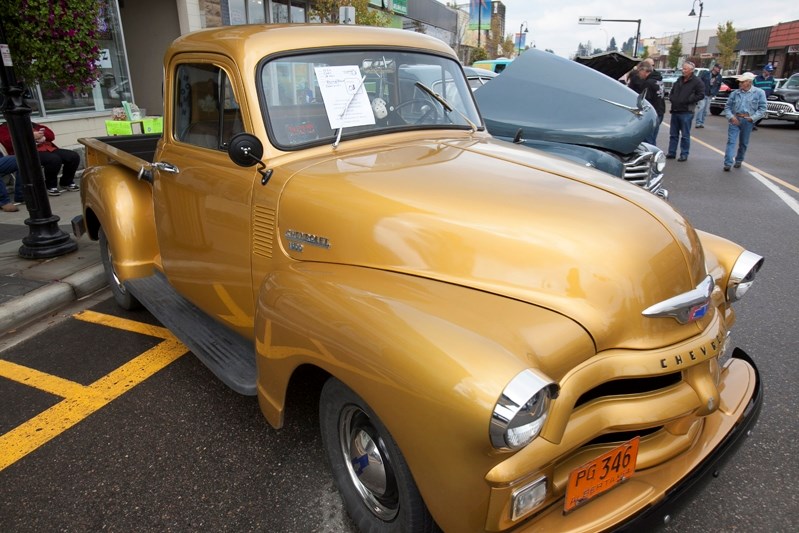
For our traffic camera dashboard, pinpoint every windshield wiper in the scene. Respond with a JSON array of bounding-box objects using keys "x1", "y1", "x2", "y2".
[
  {"x1": 333, "y1": 75, "x2": 366, "y2": 148},
  {"x1": 413, "y1": 82, "x2": 478, "y2": 133}
]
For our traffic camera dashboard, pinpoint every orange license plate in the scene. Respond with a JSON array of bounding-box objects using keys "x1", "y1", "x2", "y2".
[{"x1": 564, "y1": 436, "x2": 640, "y2": 513}]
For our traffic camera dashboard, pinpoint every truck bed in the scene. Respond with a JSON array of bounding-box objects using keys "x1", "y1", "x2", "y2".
[{"x1": 80, "y1": 134, "x2": 161, "y2": 173}]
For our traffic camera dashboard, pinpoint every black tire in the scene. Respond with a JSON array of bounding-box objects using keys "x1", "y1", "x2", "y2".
[
  {"x1": 319, "y1": 378, "x2": 436, "y2": 533},
  {"x1": 99, "y1": 227, "x2": 141, "y2": 310},
  {"x1": 710, "y1": 108, "x2": 722, "y2": 116}
]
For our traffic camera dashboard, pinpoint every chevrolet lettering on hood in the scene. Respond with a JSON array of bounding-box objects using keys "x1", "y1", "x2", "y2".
[{"x1": 284, "y1": 229, "x2": 331, "y2": 251}]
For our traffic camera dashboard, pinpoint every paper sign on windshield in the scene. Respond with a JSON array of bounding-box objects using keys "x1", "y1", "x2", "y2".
[{"x1": 314, "y1": 65, "x2": 376, "y2": 130}]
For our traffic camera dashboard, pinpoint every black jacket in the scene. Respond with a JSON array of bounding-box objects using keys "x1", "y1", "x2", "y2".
[
  {"x1": 640, "y1": 70, "x2": 665, "y2": 117},
  {"x1": 669, "y1": 73, "x2": 705, "y2": 113}
]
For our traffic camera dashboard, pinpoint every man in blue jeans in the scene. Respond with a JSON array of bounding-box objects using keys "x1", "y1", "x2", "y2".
[
  {"x1": 723, "y1": 72, "x2": 766, "y2": 171},
  {"x1": 667, "y1": 62, "x2": 705, "y2": 161},
  {"x1": 695, "y1": 64, "x2": 722, "y2": 128},
  {"x1": 0, "y1": 155, "x2": 21, "y2": 212}
]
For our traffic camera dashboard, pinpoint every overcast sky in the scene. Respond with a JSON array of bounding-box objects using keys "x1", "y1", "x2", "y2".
[{"x1": 448, "y1": 0, "x2": 796, "y2": 58}]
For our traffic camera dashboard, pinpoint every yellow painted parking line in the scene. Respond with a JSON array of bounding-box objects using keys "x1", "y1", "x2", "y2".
[
  {"x1": 74, "y1": 309, "x2": 176, "y2": 339},
  {"x1": 0, "y1": 311, "x2": 189, "y2": 471}
]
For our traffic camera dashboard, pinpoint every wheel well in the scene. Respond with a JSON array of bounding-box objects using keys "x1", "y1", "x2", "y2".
[
  {"x1": 84, "y1": 207, "x2": 101, "y2": 240},
  {"x1": 282, "y1": 364, "x2": 331, "y2": 422}
]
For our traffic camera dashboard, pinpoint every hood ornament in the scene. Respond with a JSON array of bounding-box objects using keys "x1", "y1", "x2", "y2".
[
  {"x1": 642, "y1": 275, "x2": 714, "y2": 324},
  {"x1": 599, "y1": 91, "x2": 650, "y2": 117}
]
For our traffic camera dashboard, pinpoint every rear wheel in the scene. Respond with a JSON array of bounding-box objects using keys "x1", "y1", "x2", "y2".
[
  {"x1": 99, "y1": 227, "x2": 140, "y2": 310},
  {"x1": 319, "y1": 378, "x2": 436, "y2": 533}
]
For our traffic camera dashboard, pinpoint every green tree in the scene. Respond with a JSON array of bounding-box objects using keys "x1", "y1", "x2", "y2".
[
  {"x1": 716, "y1": 21, "x2": 737, "y2": 71},
  {"x1": 471, "y1": 47, "x2": 488, "y2": 62},
  {"x1": 668, "y1": 35, "x2": 683, "y2": 68},
  {"x1": 608, "y1": 37, "x2": 618, "y2": 52},
  {"x1": 0, "y1": 0, "x2": 102, "y2": 91},
  {"x1": 501, "y1": 34, "x2": 517, "y2": 59},
  {"x1": 309, "y1": 0, "x2": 390, "y2": 26}
]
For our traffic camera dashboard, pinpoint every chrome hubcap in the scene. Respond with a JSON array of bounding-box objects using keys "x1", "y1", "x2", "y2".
[
  {"x1": 104, "y1": 238, "x2": 127, "y2": 295},
  {"x1": 339, "y1": 405, "x2": 398, "y2": 520}
]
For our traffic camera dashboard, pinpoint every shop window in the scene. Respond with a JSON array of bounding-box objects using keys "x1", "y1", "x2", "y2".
[
  {"x1": 25, "y1": 0, "x2": 132, "y2": 118},
  {"x1": 227, "y1": 0, "x2": 307, "y2": 24}
]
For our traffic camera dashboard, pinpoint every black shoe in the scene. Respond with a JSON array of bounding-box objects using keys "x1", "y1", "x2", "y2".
[
  {"x1": 723, "y1": 166, "x2": 730, "y2": 171},
  {"x1": 677, "y1": 156, "x2": 688, "y2": 162},
  {"x1": 666, "y1": 154, "x2": 676, "y2": 159},
  {"x1": 63, "y1": 183, "x2": 80, "y2": 192},
  {"x1": 733, "y1": 161, "x2": 742, "y2": 168}
]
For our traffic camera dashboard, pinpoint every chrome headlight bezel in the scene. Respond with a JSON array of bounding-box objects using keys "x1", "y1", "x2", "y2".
[
  {"x1": 490, "y1": 369, "x2": 559, "y2": 451},
  {"x1": 726, "y1": 250, "x2": 764, "y2": 302},
  {"x1": 653, "y1": 148, "x2": 667, "y2": 173}
]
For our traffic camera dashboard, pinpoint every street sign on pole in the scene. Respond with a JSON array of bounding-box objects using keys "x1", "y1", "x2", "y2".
[{"x1": 578, "y1": 16, "x2": 602, "y2": 25}]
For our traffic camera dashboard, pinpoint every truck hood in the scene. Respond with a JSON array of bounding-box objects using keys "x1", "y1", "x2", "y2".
[
  {"x1": 276, "y1": 137, "x2": 706, "y2": 350},
  {"x1": 474, "y1": 49, "x2": 655, "y2": 155}
]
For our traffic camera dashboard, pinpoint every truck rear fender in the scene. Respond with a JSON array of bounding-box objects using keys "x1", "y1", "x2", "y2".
[{"x1": 81, "y1": 165, "x2": 160, "y2": 281}]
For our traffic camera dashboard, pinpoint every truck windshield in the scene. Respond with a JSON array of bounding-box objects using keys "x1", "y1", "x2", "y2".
[{"x1": 259, "y1": 50, "x2": 482, "y2": 150}]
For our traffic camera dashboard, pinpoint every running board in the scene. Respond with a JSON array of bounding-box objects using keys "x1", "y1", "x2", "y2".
[{"x1": 126, "y1": 272, "x2": 257, "y2": 396}]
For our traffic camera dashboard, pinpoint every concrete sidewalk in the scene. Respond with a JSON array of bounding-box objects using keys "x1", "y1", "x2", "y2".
[{"x1": 0, "y1": 181, "x2": 106, "y2": 335}]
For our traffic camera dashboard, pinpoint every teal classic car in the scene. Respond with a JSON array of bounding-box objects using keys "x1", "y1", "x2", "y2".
[{"x1": 475, "y1": 49, "x2": 668, "y2": 198}]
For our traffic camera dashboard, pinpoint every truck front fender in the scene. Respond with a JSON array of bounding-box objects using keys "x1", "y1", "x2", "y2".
[
  {"x1": 81, "y1": 165, "x2": 159, "y2": 281},
  {"x1": 253, "y1": 262, "x2": 594, "y2": 531}
]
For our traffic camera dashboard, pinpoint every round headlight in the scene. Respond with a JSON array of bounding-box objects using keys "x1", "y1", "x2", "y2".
[
  {"x1": 490, "y1": 369, "x2": 559, "y2": 451},
  {"x1": 654, "y1": 149, "x2": 667, "y2": 173},
  {"x1": 726, "y1": 250, "x2": 764, "y2": 302}
]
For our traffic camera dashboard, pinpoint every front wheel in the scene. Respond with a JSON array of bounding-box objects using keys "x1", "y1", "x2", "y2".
[
  {"x1": 319, "y1": 378, "x2": 436, "y2": 532},
  {"x1": 99, "y1": 227, "x2": 140, "y2": 310},
  {"x1": 710, "y1": 107, "x2": 722, "y2": 116}
]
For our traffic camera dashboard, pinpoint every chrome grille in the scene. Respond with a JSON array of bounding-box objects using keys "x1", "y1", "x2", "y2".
[
  {"x1": 621, "y1": 145, "x2": 665, "y2": 198},
  {"x1": 767, "y1": 101, "x2": 797, "y2": 115}
]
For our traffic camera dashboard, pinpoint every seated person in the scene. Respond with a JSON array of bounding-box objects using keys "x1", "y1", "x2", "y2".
[
  {"x1": 0, "y1": 155, "x2": 20, "y2": 212},
  {"x1": 0, "y1": 122, "x2": 80, "y2": 196}
]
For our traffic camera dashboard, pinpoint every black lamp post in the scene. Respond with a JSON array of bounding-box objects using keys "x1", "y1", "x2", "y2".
[
  {"x1": 0, "y1": 19, "x2": 77, "y2": 259},
  {"x1": 518, "y1": 22, "x2": 528, "y2": 57},
  {"x1": 689, "y1": 0, "x2": 704, "y2": 61}
]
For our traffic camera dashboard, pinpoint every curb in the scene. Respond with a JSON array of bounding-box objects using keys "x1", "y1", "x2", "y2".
[{"x1": 0, "y1": 264, "x2": 106, "y2": 333}]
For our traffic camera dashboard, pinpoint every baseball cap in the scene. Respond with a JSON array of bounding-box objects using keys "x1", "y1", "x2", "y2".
[
  {"x1": 764, "y1": 65, "x2": 774, "y2": 72},
  {"x1": 737, "y1": 72, "x2": 756, "y2": 81}
]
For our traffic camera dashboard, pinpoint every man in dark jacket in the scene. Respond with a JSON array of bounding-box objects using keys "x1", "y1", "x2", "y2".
[
  {"x1": 696, "y1": 64, "x2": 723, "y2": 128},
  {"x1": 635, "y1": 63, "x2": 665, "y2": 145},
  {"x1": 667, "y1": 61, "x2": 705, "y2": 161}
]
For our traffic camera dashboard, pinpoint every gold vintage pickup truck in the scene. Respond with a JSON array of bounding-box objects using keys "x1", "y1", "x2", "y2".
[{"x1": 76, "y1": 25, "x2": 763, "y2": 533}]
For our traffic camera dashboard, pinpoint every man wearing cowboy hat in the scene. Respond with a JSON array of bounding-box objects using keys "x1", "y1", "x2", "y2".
[{"x1": 722, "y1": 72, "x2": 767, "y2": 172}]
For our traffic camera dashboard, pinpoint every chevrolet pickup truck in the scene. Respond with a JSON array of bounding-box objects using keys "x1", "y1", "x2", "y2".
[{"x1": 76, "y1": 25, "x2": 764, "y2": 533}]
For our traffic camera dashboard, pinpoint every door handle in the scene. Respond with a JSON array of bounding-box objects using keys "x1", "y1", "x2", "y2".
[{"x1": 152, "y1": 161, "x2": 180, "y2": 174}]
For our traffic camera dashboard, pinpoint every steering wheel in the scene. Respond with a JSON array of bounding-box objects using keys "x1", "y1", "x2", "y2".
[{"x1": 388, "y1": 98, "x2": 442, "y2": 125}]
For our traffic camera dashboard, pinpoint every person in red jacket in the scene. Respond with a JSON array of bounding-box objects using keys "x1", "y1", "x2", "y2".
[{"x1": 0, "y1": 122, "x2": 80, "y2": 196}]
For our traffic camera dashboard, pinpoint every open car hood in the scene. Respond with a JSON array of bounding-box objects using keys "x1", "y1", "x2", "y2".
[
  {"x1": 474, "y1": 49, "x2": 655, "y2": 154},
  {"x1": 574, "y1": 51, "x2": 638, "y2": 80}
]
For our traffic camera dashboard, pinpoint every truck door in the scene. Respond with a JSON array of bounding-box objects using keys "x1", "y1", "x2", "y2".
[{"x1": 153, "y1": 57, "x2": 256, "y2": 338}]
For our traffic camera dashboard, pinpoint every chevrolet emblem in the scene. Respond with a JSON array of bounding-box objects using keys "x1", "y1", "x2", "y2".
[{"x1": 642, "y1": 275, "x2": 714, "y2": 324}]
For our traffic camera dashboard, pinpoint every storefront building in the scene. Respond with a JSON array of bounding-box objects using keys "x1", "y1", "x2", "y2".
[
  {"x1": 7, "y1": 0, "x2": 463, "y2": 148},
  {"x1": 766, "y1": 20, "x2": 799, "y2": 77}
]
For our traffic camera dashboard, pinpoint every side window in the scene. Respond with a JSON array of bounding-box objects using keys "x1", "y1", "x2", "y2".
[{"x1": 174, "y1": 64, "x2": 244, "y2": 150}]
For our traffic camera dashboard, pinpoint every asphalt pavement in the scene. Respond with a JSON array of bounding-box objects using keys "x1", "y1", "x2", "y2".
[{"x1": 0, "y1": 176, "x2": 106, "y2": 335}]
